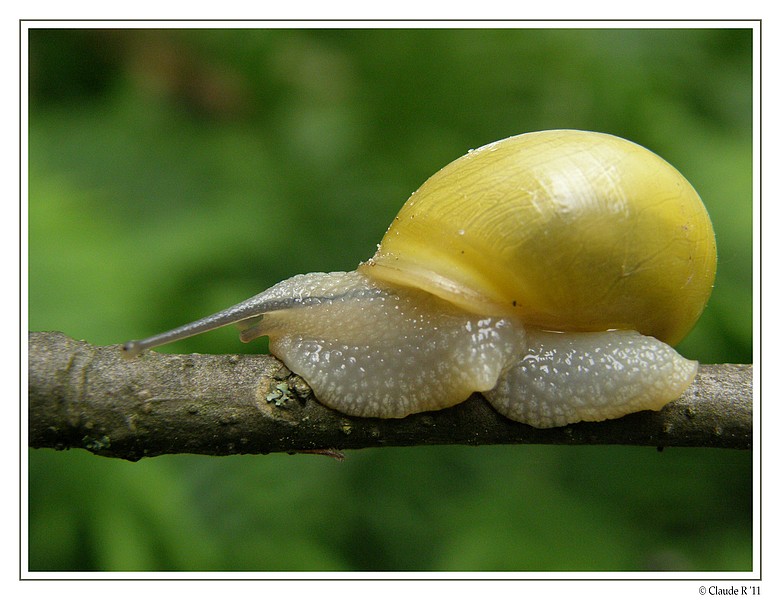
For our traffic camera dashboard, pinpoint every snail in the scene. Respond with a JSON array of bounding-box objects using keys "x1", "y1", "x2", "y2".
[{"x1": 122, "y1": 129, "x2": 716, "y2": 428}]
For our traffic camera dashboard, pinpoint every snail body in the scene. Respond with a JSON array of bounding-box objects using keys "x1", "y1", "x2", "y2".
[{"x1": 122, "y1": 130, "x2": 716, "y2": 428}]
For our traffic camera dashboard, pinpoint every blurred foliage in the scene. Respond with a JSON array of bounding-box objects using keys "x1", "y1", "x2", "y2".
[{"x1": 27, "y1": 27, "x2": 753, "y2": 572}]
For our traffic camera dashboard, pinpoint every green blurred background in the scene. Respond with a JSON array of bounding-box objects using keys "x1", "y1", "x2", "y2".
[{"x1": 27, "y1": 27, "x2": 753, "y2": 572}]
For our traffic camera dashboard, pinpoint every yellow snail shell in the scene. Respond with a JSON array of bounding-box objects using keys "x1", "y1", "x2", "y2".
[{"x1": 123, "y1": 129, "x2": 717, "y2": 428}]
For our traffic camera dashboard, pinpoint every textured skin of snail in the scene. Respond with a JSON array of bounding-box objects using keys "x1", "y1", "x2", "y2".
[{"x1": 122, "y1": 130, "x2": 716, "y2": 428}]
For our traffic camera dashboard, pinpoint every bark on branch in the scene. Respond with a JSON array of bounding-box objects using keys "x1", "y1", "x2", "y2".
[{"x1": 27, "y1": 331, "x2": 753, "y2": 461}]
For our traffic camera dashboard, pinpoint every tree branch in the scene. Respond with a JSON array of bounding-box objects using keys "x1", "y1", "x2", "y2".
[{"x1": 27, "y1": 331, "x2": 753, "y2": 460}]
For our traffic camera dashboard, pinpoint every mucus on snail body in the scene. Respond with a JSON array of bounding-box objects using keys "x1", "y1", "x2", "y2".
[{"x1": 122, "y1": 129, "x2": 717, "y2": 428}]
